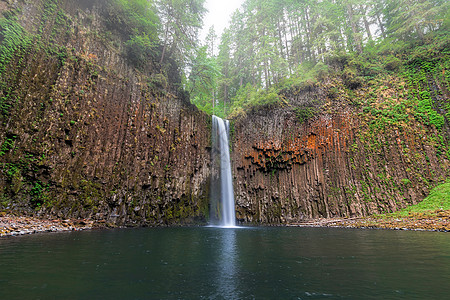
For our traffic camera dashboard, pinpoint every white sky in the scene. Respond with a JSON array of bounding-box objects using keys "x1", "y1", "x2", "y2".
[{"x1": 200, "y1": 0, "x2": 245, "y2": 43}]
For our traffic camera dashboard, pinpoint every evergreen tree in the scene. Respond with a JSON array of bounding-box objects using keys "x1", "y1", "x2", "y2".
[
  {"x1": 157, "y1": 0, "x2": 207, "y2": 67},
  {"x1": 186, "y1": 0, "x2": 449, "y2": 117}
]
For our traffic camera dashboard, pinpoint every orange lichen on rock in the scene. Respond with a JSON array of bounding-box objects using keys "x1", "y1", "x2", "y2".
[{"x1": 239, "y1": 111, "x2": 354, "y2": 173}]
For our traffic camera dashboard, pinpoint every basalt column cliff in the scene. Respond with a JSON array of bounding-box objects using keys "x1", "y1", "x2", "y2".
[
  {"x1": 232, "y1": 73, "x2": 449, "y2": 224},
  {"x1": 0, "y1": 0, "x2": 210, "y2": 225}
]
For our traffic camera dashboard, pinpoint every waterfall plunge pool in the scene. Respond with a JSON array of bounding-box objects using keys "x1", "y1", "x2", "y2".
[{"x1": 1, "y1": 226, "x2": 449, "y2": 299}]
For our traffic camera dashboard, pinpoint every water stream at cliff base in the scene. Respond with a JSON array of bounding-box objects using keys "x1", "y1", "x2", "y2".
[{"x1": 210, "y1": 115, "x2": 236, "y2": 227}]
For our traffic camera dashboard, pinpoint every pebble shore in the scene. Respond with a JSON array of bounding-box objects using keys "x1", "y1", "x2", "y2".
[
  {"x1": 0, "y1": 213, "x2": 96, "y2": 237},
  {"x1": 2, "y1": 210, "x2": 449, "y2": 238},
  {"x1": 291, "y1": 210, "x2": 450, "y2": 232}
]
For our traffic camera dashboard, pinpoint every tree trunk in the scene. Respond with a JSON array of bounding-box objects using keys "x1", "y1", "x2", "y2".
[
  {"x1": 376, "y1": 12, "x2": 386, "y2": 39},
  {"x1": 304, "y1": 8, "x2": 315, "y2": 61},
  {"x1": 212, "y1": 90, "x2": 215, "y2": 114},
  {"x1": 346, "y1": 3, "x2": 362, "y2": 53},
  {"x1": 277, "y1": 19, "x2": 285, "y2": 61},
  {"x1": 415, "y1": 23, "x2": 424, "y2": 40},
  {"x1": 283, "y1": 16, "x2": 291, "y2": 74},
  {"x1": 361, "y1": 5, "x2": 372, "y2": 41},
  {"x1": 159, "y1": 21, "x2": 170, "y2": 65}
]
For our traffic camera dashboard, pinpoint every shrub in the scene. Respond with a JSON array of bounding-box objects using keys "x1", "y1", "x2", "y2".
[
  {"x1": 125, "y1": 33, "x2": 156, "y2": 67},
  {"x1": 384, "y1": 55, "x2": 402, "y2": 71},
  {"x1": 295, "y1": 106, "x2": 317, "y2": 123}
]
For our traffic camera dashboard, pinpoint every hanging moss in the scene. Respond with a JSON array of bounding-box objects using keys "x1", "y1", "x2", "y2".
[
  {"x1": 0, "y1": 134, "x2": 16, "y2": 156},
  {"x1": 38, "y1": 0, "x2": 58, "y2": 36},
  {"x1": 294, "y1": 106, "x2": 317, "y2": 123},
  {"x1": 0, "y1": 12, "x2": 32, "y2": 76}
]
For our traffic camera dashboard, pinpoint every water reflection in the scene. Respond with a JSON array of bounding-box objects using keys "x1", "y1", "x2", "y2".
[
  {"x1": 1, "y1": 227, "x2": 449, "y2": 299},
  {"x1": 216, "y1": 228, "x2": 238, "y2": 299}
]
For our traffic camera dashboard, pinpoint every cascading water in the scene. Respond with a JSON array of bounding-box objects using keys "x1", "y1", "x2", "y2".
[{"x1": 210, "y1": 115, "x2": 236, "y2": 227}]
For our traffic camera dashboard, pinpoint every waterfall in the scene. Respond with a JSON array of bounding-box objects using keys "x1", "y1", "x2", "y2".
[{"x1": 210, "y1": 115, "x2": 236, "y2": 227}]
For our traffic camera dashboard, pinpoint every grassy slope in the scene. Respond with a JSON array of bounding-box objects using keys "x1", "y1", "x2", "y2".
[
  {"x1": 383, "y1": 182, "x2": 450, "y2": 217},
  {"x1": 323, "y1": 182, "x2": 450, "y2": 231}
]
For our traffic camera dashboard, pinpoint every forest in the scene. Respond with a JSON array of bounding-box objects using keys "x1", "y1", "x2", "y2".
[
  {"x1": 100, "y1": 0, "x2": 449, "y2": 119},
  {"x1": 190, "y1": 0, "x2": 449, "y2": 118}
]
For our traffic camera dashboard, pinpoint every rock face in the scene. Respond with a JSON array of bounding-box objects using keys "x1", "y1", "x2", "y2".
[
  {"x1": 1, "y1": 1, "x2": 449, "y2": 227},
  {"x1": 0, "y1": 0, "x2": 210, "y2": 225},
  {"x1": 232, "y1": 76, "x2": 450, "y2": 224}
]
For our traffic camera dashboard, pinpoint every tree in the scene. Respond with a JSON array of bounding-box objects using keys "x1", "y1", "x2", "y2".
[
  {"x1": 106, "y1": 0, "x2": 160, "y2": 68},
  {"x1": 205, "y1": 26, "x2": 218, "y2": 57},
  {"x1": 384, "y1": 0, "x2": 449, "y2": 41},
  {"x1": 208, "y1": 0, "x2": 448, "y2": 117},
  {"x1": 188, "y1": 46, "x2": 221, "y2": 114},
  {"x1": 217, "y1": 29, "x2": 233, "y2": 111},
  {"x1": 157, "y1": 0, "x2": 207, "y2": 67}
]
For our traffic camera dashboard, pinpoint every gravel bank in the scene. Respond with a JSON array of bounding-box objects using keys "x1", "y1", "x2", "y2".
[
  {"x1": 0, "y1": 214, "x2": 97, "y2": 237},
  {"x1": 3, "y1": 210, "x2": 449, "y2": 237},
  {"x1": 291, "y1": 210, "x2": 450, "y2": 232}
]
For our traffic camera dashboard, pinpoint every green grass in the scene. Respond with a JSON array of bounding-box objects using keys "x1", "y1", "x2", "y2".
[{"x1": 383, "y1": 182, "x2": 450, "y2": 217}]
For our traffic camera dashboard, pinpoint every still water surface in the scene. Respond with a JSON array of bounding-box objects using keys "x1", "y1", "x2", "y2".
[{"x1": 1, "y1": 227, "x2": 449, "y2": 299}]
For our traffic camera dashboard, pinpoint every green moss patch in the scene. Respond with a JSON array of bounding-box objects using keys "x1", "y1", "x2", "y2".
[{"x1": 381, "y1": 182, "x2": 450, "y2": 218}]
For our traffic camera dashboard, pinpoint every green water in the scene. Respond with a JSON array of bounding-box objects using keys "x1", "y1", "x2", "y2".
[{"x1": 0, "y1": 227, "x2": 449, "y2": 299}]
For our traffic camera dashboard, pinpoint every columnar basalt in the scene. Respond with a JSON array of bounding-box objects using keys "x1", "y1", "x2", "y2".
[
  {"x1": 1, "y1": 0, "x2": 448, "y2": 227},
  {"x1": 232, "y1": 79, "x2": 449, "y2": 224},
  {"x1": 0, "y1": 0, "x2": 210, "y2": 225}
]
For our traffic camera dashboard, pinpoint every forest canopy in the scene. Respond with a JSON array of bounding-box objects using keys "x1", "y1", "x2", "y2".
[
  {"x1": 105, "y1": 0, "x2": 206, "y2": 73},
  {"x1": 188, "y1": 0, "x2": 449, "y2": 118},
  {"x1": 105, "y1": 0, "x2": 448, "y2": 119}
]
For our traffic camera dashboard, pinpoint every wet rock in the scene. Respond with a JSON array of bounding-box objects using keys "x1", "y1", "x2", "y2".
[
  {"x1": 0, "y1": 214, "x2": 97, "y2": 237},
  {"x1": 0, "y1": 0, "x2": 211, "y2": 226},
  {"x1": 294, "y1": 211, "x2": 450, "y2": 232},
  {"x1": 232, "y1": 80, "x2": 449, "y2": 224}
]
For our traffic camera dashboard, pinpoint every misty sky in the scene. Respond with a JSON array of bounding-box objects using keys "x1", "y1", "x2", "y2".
[{"x1": 200, "y1": 0, "x2": 244, "y2": 42}]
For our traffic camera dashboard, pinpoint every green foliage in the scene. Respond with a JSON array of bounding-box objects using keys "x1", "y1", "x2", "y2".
[
  {"x1": 158, "y1": 0, "x2": 207, "y2": 68},
  {"x1": 403, "y1": 40, "x2": 449, "y2": 131},
  {"x1": 30, "y1": 181, "x2": 49, "y2": 208},
  {"x1": 148, "y1": 73, "x2": 168, "y2": 90},
  {"x1": 0, "y1": 88, "x2": 17, "y2": 118},
  {"x1": 39, "y1": 0, "x2": 58, "y2": 35},
  {"x1": 281, "y1": 62, "x2": 329, "y2": 91},
  {"x1": 294, "y1": 107, "x2": 317, "y2": 123},
  {"x1": 228, "y1": 84, "x2": 282, "y2": 118},
  {"x1": 189, "y1": 47, "x2": 220, "y2": 96},
  {"x1": 197, "y1": 0, "x2": 449, "y2": 118},
  {"x1": 45, "y1": 44, "x2": 68, "y2": 67},
  {"x1": 0, "y1": 135, "x2": 16, "y2": 156},
  {"x1": 3, "y1": 163, "x2": 19, "y2": 178},
  {"x1": 389, "y1": 182, "x2": 450, "y2": 216},
  {"x1": 106, "y1": 0, "x2": 160, "y2": 67},
  {"x1": 416, "y1": 90, "x2": 445, "y2": 130},
  {"x1": 189, "y1": 46, "x2": 222, "y2": 115},
  {"x1": 107, "y1": 0, "x2": 159, "y2": 38},
  {"x1": 125, "y1": 33, "x2": 157, "y2": 68},
  {"x1": 400, "y1": 178, "x2": 411, "y2": 185},
  {"x1": 384, "y1": 0, "x2": 449, "y2": 41},
  {"x1": 0, "y1": 13, "x2": 32, "y2": 75},
  {"x1": 383, "y1": 55, "x2": 402, "y2": 72}
]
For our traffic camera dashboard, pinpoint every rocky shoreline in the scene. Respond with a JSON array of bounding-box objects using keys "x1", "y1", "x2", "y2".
[
  {"x1": 291, "y1": 210, "x2": 450, "y2": 232},
  {"x1": 2, "y1": 210, "x2": 449, "y2": 238},
  {"x1": 0, "y1": 213, "x2": 99, "y2": 237}
]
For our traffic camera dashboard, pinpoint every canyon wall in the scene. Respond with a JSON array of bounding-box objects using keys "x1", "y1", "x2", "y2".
[
  {"x1": 232, "y1": 74, "x2": 450, "y2": 224},
  {"x1": 1, "y1": 0, "x2": 448, "y2": 226},
  {"x1": 0, "y1": 0, "x2": 211, "y2": 225}
]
